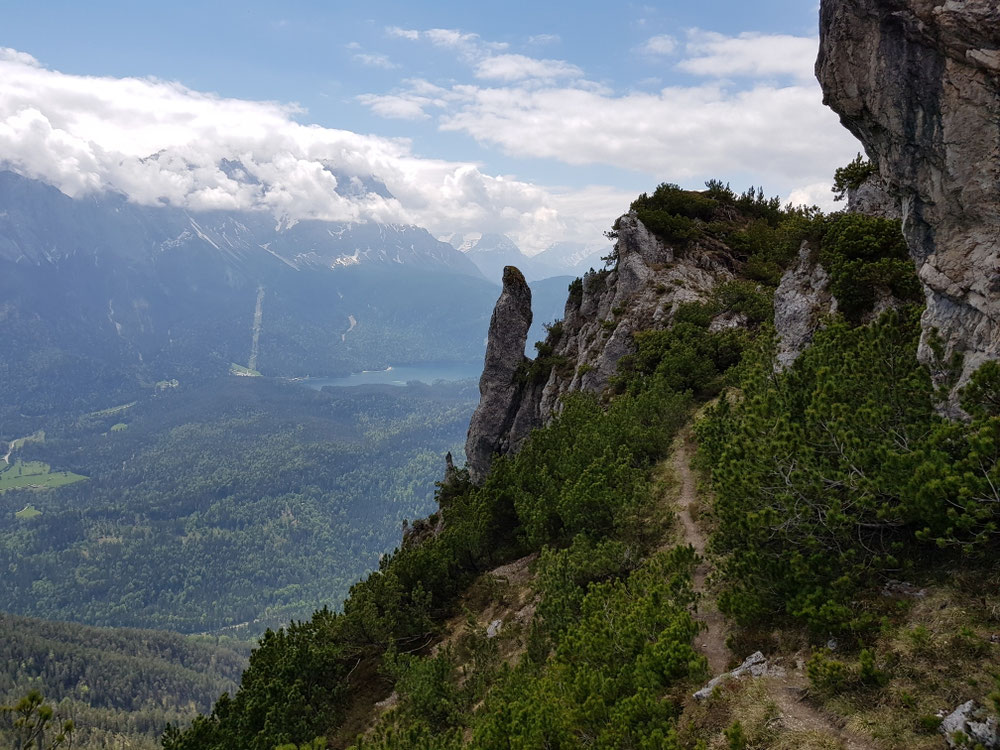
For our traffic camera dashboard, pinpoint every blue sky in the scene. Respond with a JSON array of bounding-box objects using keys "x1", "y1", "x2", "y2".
[{"x1": 0, "y1": 1, "x2": 858, "y2": 253}]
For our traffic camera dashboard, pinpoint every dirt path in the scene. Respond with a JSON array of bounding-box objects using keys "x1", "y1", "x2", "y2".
[
  {"x1": 670, "y1": 431, "x2": 729, "y2": 675},
  {"x1": 766, "y1": 672, "x2": 878, "y2": 750},
  {"x1": 670, "y1": 431, "x2": 879, "y2": 750}
]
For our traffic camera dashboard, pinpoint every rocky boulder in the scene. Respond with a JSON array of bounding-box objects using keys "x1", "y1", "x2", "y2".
[{"x1": 940, "y1": 700, "x2": 1000, "y2": 749}]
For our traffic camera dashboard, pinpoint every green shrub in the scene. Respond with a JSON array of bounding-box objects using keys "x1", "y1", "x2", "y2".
[
  {"x1": 712, "y1": 280, "x2": 774, "y2": 327},
  {"x1": 472, "y1": 547, "x2": 705, "y2": 749},
  {"x1": 819, "y1": 213, "x2": 920, "y2": 322},
  {"x1": 807, "y1": 650, "x2": 849, "y2": 695},
  {"x1": 697, "y1": 311, "x2": 934, "y2": 632},
  {"x1": 636, "y1": 210, "x2": 700, "y2": 243},
  {"x1": 832, "y1": 154, "x2": 877, "y2": 201},
  {"x1": 382, "y1": 648, "x2": 461, "y2": 727},
  {"x1": 631, "y1": 182, "x2": 718, "y2": 220},
  {"x1": 724, "y1": 720, "x2": 747, "y2": 750}
]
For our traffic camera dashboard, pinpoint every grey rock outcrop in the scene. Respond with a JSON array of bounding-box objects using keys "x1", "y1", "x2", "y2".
[
  {"x1": 692, "y1": 651, "x2": 785, "y2": 701},
  {"x1": 846, "y1": 173, "x2": 901, "y2": 220},
  {"x1": 533, "y1": 212, "x2": 730, "y2": 420},
  {"x1": 774, "y1": 242, "x2": 838, "y2": 370},
  {"x1": 465, "y1": 266, "x2": 533, "y2": 482},
  {"x1": 817, "y1": 0, "x2": 1000, "y2": 408},
  {"x1": 463, "y1": 213, "x2": 733, "y2": 479},
  {"x1": 940, "y1": 700, "x2": 999, "y2": 749}
]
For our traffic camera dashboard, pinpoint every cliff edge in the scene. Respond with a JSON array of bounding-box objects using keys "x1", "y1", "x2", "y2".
[{"x1": 817, "y1": 0, "x2": 1000, "y2": 407}]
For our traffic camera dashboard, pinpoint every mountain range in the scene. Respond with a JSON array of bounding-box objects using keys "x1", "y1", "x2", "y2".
[
  {"x1": 0, "y1": 170, "x2": 570, "y2": 430},
  {"x1": 441, "y1": 231, "x2": 610, "y2": 283}
]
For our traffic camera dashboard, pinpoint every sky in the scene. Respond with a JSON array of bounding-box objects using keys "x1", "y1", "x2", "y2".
[{"x1": 0, "y1": 1, "x2": 861, "y2": 254}]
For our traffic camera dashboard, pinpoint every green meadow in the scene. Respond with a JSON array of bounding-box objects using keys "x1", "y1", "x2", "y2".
[{"x1": 1, "y1": 460, "x2": 87, "y2": 495}]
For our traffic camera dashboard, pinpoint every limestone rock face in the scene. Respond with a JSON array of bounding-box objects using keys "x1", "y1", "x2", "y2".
[
  {"x1": 817, "y1": 0, "x2": 1000, "y2": 406},
  {"x1": 535, "y1": 212, "x2": 729, "y2": 420},
  {"x1": 464, "y1": 213, "x2": 731, "y2": 480},
  {"x1": 846, "y1": 173, "x2": 901, "y2": 220},
  {"x1": 940, "y1": 701, "x2": 999, "y2": 749},
  {"x1": 465, "y1": 266, "x2": 533, "y2": 482},
  {"x1": 774, "y1": 243, "x2": 837, "y2": 370}
]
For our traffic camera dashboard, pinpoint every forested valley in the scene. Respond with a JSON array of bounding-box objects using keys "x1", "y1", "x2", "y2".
[
  {"x1": 0, "y1": 613, "x2": 251, "y2": 749},
  {"x1": 0, "y1": 373, "x2": 484, "y2": 746},
  {"x1": 1, "y1": 377, "x2": 478, "y2": 634}
]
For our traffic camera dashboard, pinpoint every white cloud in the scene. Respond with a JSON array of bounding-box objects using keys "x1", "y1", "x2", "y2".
[
  {"x1": 355, "y1": 78, "x2": 460, "y2": 120},
  {"x1": 431, "y1": 82, "x2": 855, "y2": 191},
  {"x1": 785, "y1": 181, "x2": 837, "y2": 213},
  {"x1": 360, "y1": 28, "x2": 857, "y2": 213},
  {"x1": 0, "y1": 50, "x2": 628, "y2": 253},
  {"x1": 352, "y1": 53, "x2": 399, "y2": 70},
  {"x1": 386, "y1": 26, "x2": 507, "y2": 64},
  {"x1": 385, "y1": 26, "x2": 419, "y2": 41},
  {"x1": 639, "y1": 34, "x2": 678, "y2": 56},
  {"x1": 0, "y1": 47, "x2": 41, "y2": 66},
  {"x1": 355, "y1": 93, "x2": 432, "y2": 119},
  {"x1": 527, "y1": 34, "x2": 560, "y2": 46},
  {"x1": 678, "y1": 30, "x2": 817, "y2": 81},
  {"x1": 474, "y1": 54, "x2": 583, "y2": 82}
]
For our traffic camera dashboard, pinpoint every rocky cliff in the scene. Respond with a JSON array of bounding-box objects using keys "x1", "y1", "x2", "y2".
[
  {"x1": 465, "y1": 266, "x2": 534, "y2": 482},
  {"x1": 817, "y1": 0, "x2": 1000, "y2": 407},
  {"x1": 465, "y1": 212, "x2": 733, "y2": 480}
]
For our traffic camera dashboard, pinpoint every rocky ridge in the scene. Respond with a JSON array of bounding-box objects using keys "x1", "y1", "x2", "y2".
[
  {"x1": 464, "y1": 211, "x2": 733, "y2": 480},
  {"x1": 817, "y1": 0, "x2": 1000, "y2": 407}
]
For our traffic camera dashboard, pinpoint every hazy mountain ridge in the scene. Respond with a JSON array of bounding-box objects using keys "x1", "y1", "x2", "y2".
[
  {"x1": 0, "y1": 170, "x2": 483, "y2": 277},
  {"x1": 0, "y1": 171, "x2": 500, "y2": 429},
  {"x1": 443, "y1": 230, "x2": 609, "y2": 283}
]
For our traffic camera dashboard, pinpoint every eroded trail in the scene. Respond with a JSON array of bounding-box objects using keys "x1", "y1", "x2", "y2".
[
  {"x1": 670, "y1": 431, "x2": 879, "y2": 750},
  {"x1": 670, "y1": 431, "x2": 729, "y2": 675},
  {"x1": 767, "y1": 672, "x2": 878, "y2": 750}
]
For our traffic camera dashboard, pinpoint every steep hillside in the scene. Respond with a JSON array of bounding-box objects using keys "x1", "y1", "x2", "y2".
[{"x1": 154, "y1": 168, "x2": 996, "y2": 750}]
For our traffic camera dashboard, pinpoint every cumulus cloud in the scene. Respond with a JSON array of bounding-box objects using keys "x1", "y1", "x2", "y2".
[
  {"x1": 0, "y1": 49, "x2": 627, "y2": 253},
  {"x1": 0, "y1": 47, "x2": 41, "y2": 66},
  {"x1": 639, "y1": 34, "x2": 678, "y2": 56},
  {"x1": 678, "y1": 30, "x2": 818, "y2": 81},
  {"x1": 352, "y1": 53, "x2": 399, "y2": 70},
  {"x1": 362, "y1": 28, "x2": 857, "y2": 209},
  {"x1": 786, "y1": 181, "x2": 837, "y2": 212},
  {"x1": 385, "y1": 26, "x2": 419, "y2": 41},
  {"x1": 438, "y1": 83, "x2": 855, "y2": 187}
]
